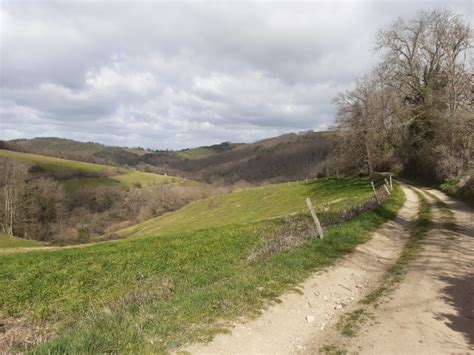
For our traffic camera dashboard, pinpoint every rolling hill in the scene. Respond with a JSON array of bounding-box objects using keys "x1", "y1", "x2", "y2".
[
  {"x1": 0, "y1": 149, "x2": 196, "y2": 192},
  {"x1": 120, "y1": 178, "x2": 375, "y2": 239},
  {"x1": 0, "y1": 149, "x2": 205, "y2": 245},
  {"x1": 1, "y1": 137, "x2": 147, "y2": 166},
  {"x1": 2, "y1": 130, "x2": 339, "y2": 183}
]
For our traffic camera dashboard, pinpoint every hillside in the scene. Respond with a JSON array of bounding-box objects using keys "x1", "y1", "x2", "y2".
[
  {"x1": 0, "y1": 149, "x2": 206, "y2": 244},
  {"x1": 120, "y1": 178, "x2": 374, "y2": 239},
  {"x1": 0, "y1": 232, "x2": 45, "y2": 249},
  {"x1": 2, "y1": 131, "x2": 339, "y2": 183},
  {"x1": 2, "y1": 137, "x2": 148, "y2": 165},
  {"x1": 0, "y1": 149, "x2": 193, "y2": 192},
  {"x1": 177, "y1": 142, "x2": 244, "y2": 159},
  {"x1": 169, "y1": 131, "x2": 338, "y2": 184},
  {"x1": 0, "y1": 178, "x2": 403, "y2": 353}
]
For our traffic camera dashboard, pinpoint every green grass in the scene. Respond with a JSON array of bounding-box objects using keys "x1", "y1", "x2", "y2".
[
  {"x1": 177, "y1": 143, "x2": 242, "y2": 159},
  {"x1": 61, "y1": 171, "x2": 189, "y2": 192},
  {"x1": 439, "y1": 176, "x2": 474, "y2": 207},
  {"x1": 0, "y1": 149, "x2": 193, "y2": 192},
  {"x1": 177, "y1": 147, "x2": 218, "y2": 159},
  {"x1": 121, "y1": 179, "x2": 376, "y2": 238},
  {"x1": 320, "y1": 344, "x2": 348, "y2": 355},
  {"x1": 0, "y1": 149, "x2": 114, "y2": 175},
  {"x1": 0, "y1": 232, "x2": 45, "y2": 249},
  {"x1": 336, "y1": 308, "x2": 374, "y2": 337},
  {"x1": 112, "y1": 170, "x2": 196, "y2": 188},
  {"x1": 61, "y1": 177, "x2": 122, "y2": 193},
  {"x1": 0, "y1": 181, "x2": 404, "y2": 353},
  {"x1": 113, "y1": 170, "x2": 175, "y2": 186}
]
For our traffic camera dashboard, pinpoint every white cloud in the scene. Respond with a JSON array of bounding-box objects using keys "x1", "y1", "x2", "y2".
[{"x1": 0, "y1": 0, "x2": 471, "y2": 149}]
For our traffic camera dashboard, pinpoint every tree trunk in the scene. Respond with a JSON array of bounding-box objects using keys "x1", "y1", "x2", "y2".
[{"x1": 365, "y1": 132, "x2": 374, "y2": 177}]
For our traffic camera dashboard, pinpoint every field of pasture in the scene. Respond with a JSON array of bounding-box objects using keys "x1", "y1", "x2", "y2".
[{"x1": 0, "y1": 178, "x2": 404, "y2": 353}]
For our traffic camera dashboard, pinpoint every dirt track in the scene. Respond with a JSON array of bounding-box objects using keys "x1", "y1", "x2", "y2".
[
  {"x1": 327, "y1": 188, "x2": 474, "y2": 354},
  {"x1": 186, "y1": 186, "x2": 474, "y2": 354},
  {"x1": 185, "y1": 186, "x2": 420, "y2": 354}
]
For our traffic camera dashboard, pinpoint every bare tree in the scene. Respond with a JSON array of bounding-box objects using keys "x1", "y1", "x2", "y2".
[
  {"x1": 334, "y1": 9, "x2": 472, "y2": 180},
  {"x1": 0, "y1": 157, "x2": 30, "y2": 235},
  {"x1": 376, "y1": 9, "x2": 472, "y2": 176}
]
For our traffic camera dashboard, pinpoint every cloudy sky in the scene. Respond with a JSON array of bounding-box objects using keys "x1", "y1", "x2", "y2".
[{"x1": 0, "y1": 1, "x2": 471, "y2": 149}]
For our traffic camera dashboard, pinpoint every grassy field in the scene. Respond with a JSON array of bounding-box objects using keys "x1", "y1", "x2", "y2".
[
  {"x1": 0, "y1": 179, "x2": 404, "y2": 353},
  {"x1": 121, "y1": 179, "x2": 375, "y2": 238},
  {"x1": 0, "y1": 149, "x2": 192, "y2": 192},
  {"x1": 61, "y1": 177, "x2": 121, "y2": 192},
  {"x1": 177, "y1": 143, "x2": 242, "y2": 159},
  {"x1": 0, "y1": 149, "x2": 114, "y2": 175},
  {"x1": 61, "y1": 171, "x2": 194, "y2": 192},
  {"x1": 0, "y1": 232, "x2": 45, "y2": 249}
]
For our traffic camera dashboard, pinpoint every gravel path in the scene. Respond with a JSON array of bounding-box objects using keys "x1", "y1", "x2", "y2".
[{"x1": 332, "y1": 188, "x2": 474, "y2": 354}]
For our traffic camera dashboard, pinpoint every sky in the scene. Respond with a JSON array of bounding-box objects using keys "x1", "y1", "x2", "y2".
[{"x1": 0, "y1": 1, "x2": 471, "y2": 149}]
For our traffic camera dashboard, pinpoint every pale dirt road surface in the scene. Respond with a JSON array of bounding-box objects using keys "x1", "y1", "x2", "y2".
[
  {"x1": 185, "y1": 186, "x2": 419, "y2": 354},
  {"x1": 329, "y1": 188, "x2": 473, "y2": 355}
]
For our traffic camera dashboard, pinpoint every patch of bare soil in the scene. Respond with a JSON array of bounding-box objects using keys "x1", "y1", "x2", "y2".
[
  {"x1": 0, "y1": 317, "x2": 51, "y2": 353},
  {"x1": 315, "y1": 188, "x2": 474, "y2": 354},
  {"x1": 184, "y1": 186, "x2": 418, "y2": 354}
]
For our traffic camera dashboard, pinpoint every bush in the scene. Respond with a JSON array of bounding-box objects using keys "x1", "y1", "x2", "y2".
[{"x1": 440, "y1": 175, "x2": 474, "y2": 206}]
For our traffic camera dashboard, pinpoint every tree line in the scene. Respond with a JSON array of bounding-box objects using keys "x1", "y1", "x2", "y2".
[
  {"x1": 0, "y1": 157, "x2": 215, "y2": 244},
  {"x1": 332, "y1": 10, "x2": 472, "y2": 183}
]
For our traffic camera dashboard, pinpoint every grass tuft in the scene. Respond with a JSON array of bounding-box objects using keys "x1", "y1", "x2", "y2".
[
  {"x1": 336, "y1": 308, "x2": 374, "y2": 337},
  {"x1": 319, "y1": 343, "x2": 348, "y2": 355}
]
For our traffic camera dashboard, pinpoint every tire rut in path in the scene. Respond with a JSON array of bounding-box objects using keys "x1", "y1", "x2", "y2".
[
  {"x1": 316, "y1": 188, "x2": 474, "y2": 354},
  {"x1": 184, "y1": 186, "x2": 419, "y2": 354}
]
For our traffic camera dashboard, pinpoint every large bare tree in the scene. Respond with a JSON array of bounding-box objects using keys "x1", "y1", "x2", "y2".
[{"x1": 334, "y1": 9, "x2": 472, "y2": 180}]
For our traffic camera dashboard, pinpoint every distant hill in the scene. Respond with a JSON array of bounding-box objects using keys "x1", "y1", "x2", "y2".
[
  {"x1": 177, "y1": 142, "x2": 244, "y2": 159},
  {"x1": 2, "y1": 131, "x2": 339, "y2": 184},
  {"x1": 3, "y1": 137, "x2": 148, "y2": 166},
  {"x1": 0, "y1": 149, "x2": 195, "y2": 193},
  {"x1": 168, "y1": 131, "x2": 339, "y2": 184}
]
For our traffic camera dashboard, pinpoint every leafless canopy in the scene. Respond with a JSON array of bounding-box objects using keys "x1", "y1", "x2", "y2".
[{"x1": 333, "y1": 9, "x2": 472, "y2": 180}]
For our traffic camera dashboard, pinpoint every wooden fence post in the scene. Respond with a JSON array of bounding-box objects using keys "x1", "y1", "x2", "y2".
[
  {"x1": 371, "y1": 181, "x2": 380, "y2": 204},
  {"x1": 389, "y1": 175, "x2": 393, "y2": 191},
  {"x1": 383, "y1": 184, "x2": 391, "y2": 195},
  {"x1": 306, "y1": 197, "x2": 324, "y2": 239}
]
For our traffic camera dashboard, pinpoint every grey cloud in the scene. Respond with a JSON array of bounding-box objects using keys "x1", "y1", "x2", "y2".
[{"x1": 0, "y1": 0, "x2": 471, "y2": 149}]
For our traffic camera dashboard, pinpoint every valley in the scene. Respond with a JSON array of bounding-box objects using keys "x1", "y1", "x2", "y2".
[{"x1": 1, "y1": 4, "x2": 472, "y2": 354}]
